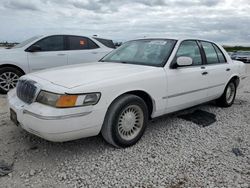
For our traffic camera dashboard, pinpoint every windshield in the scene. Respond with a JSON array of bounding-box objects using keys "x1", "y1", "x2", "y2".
[
  {"x1": 12, "y1": 36, "x2": 41, "y2": 48},
  {"x1": 101, "y1": 39, "x2": 176, "y2": 67}
]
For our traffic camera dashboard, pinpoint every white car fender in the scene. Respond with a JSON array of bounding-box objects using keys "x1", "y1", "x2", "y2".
[
  {"x1": 0, "y1": 60, "x2": 27, "y2": 74},
  {"x1": 98, "y1": 81, "x2": 167, "y2": 119}
]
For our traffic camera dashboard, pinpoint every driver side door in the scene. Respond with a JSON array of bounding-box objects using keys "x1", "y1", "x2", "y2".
[
  {"x1": 166, "y1": 40, "x2": 209, "y2": 113},
  {"x1": 27, "y1": 35, "x2": 68, "y2": 72}
]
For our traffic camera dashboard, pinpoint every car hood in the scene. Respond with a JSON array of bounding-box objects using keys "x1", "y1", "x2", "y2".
[
  {"x1": 30, "y1": 62, "x2": 158, "y2": 89},
  {"x1": 0, "y1": 48, "x2": 22, "y2": 55}
]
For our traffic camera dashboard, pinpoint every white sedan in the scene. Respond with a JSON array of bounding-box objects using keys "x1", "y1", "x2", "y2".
[
  {"x1": 8, "y1": 38, "x2": 247, "y2": 148},
  {"x1": 0, "y1": 34, "x2": 114, "y2": 94}
]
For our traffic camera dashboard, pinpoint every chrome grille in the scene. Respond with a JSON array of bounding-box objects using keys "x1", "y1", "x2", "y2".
[{"x1": 16, "y1": 79, "x2": 37, "y2": 104}]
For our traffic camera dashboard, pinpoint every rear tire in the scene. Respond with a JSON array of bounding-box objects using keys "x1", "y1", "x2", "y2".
[
  {"x1": 0, "y1": 67, "x2": 23, "y2": 94},
  {"x1": 216, "y1": 81, "x2": 236, "y2": 107},
  {"x1": 101, "y1": 94, "x2": 148, "y2": 148}
]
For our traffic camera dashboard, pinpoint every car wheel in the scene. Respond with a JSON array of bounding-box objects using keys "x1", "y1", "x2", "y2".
[
  {"x1": 101, "y1": 94, "x2": 148, "y2": 148},
  {"x1": 216, "y1": 81, "x2": 236, "y2": 107},
  {"x1": 0, "y1": 67, "x2": 23, "y2": 94}
]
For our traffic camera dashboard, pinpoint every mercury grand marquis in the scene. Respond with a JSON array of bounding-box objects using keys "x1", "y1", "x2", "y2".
[{"x1": 8, "y1": 38, "x2": 247, "y2": 148}]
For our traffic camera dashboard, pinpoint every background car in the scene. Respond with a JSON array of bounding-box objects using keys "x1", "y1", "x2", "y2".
[
  {"x1": 231, "y1": 51, "x2": 250, "y2": 63},
  {"x1": 0, "y1": 34, "x2": 114, "y2": 94}
]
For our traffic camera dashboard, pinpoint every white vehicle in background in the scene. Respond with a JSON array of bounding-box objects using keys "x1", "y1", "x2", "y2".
[
  {"x1": 0, "y1": 34, "x2": 114, "y2": 94},
  {"x1": 8, "y1": 38, "x2": 247, "y2": 148}
]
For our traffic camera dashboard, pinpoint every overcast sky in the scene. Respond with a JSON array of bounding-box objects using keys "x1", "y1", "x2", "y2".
[{"x1": 0, "y1": 0, "x2": 250, "y2": 45}]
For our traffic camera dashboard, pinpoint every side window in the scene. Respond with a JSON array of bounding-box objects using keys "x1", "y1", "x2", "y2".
[
  {"x1": 213, "y1": 44, "x2": 227, "y2": 63},
  {"x1": 176, "y1": 40, "x2": 202, "y2": 65},
  {"x1": 68, "y1": 36, "x2": 99, "y2": 50},
  {"x1": 35, "y1": 36, "x2": 64, "y2": 51},
  {"x1": 201, "y1": 41, "x2": 219, "y2": 64}
]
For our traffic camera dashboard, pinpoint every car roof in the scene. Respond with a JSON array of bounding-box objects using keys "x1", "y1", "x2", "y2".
[
  {"x1": 40, "y1": 34, "x2": 216, "y2": 44},
  {"x1": 40, "y1": 34, "x2": 108, "y2": 40},
  {"x1": 129, "y1": 37, "x2": 218, "y2": 44}
]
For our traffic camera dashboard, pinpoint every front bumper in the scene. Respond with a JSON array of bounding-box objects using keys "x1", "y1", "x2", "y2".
[{"x1": 7, "y1": 89, "x2": 106, "y2": 142}]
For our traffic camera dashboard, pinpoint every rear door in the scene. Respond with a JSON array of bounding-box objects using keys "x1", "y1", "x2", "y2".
[
  {"x1": 66, "y1": 36, "x2": 107, "y2": 64},
  {"x1": 27, "y1": 35, "x2": 68, "y2": 72},
  {"x1": 199, "y1": 41, "x2": 231, "y2": 99},
  {"x1": 166, "y1": 40, "x2": 209, "y2": 113}
]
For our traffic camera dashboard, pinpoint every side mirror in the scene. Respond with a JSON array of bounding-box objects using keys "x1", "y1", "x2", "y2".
[
  {"x1": 176, "y1": 56, "x2": 193, "y2": 67},
  {"x1": 27, "y1": 45, "x2": 41, "y2": 52}
]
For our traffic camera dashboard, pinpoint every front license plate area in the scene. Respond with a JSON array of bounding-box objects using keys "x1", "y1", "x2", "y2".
[{"x1": 10, "y1": 109, "x2": 19, "y2": 126}]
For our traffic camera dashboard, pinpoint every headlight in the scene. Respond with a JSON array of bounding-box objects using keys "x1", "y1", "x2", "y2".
[{"x1": 36, "y1": 90, "x2": 101, "y2": 108}]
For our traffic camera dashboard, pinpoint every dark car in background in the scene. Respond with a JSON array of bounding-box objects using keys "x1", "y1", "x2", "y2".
[
  {"x1": 231, "y1": 51, "x2": 250, "y2": 63},
  {"x1": 93, "y1": 37, "x2": 116, "y2": 49}
]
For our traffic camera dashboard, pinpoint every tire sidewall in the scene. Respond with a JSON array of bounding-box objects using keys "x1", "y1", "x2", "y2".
[
  {"x1": 224, "y1": 81, "x2": 236, "y2": 106},
  {"x1": 109, "y1": 95, "x2": 148, "y2": 147}
]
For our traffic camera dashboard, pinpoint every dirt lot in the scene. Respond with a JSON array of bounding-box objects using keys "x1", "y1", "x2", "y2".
[{"x1": 0, "y1": 65, "x2": 249, "y2": 188}]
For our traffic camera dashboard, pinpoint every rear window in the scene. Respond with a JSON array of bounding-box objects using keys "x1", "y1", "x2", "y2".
[
  {"x1": 93, "y1": 37, "x2": 116, "y2": 49},
  {"x1": 201, "y1": 41, "x2": 220, "y2": 64},
  {"x1": 240, "y1": 51, "x2": 250, "y2": 55},
  {"x1": 213, "y1": 44, "x2": 227, "y2": 63}
]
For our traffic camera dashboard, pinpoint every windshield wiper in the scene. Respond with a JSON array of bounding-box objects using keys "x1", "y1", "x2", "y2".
[{"x1": 99, "y1": 60, "x2": 129, "y2": 64}]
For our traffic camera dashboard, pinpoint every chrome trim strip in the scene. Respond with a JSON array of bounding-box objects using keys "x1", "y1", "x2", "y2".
[
  {"x1": 165, "y1": 83, "x2": 225, "y2": 99},
  {"x1": 23, "y1": 110, "x2": 92, "y2": 120},
  {"x1": 174, "y1": 63, "x2": 228, "y2": 70},
  {"x1": 27, "y1": 125, "x2": 98, "y2": 135}
]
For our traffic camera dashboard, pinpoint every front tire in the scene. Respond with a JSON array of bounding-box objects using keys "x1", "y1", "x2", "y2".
[
  {"x1": 0, "y1": 67, "x2": 23, "y2": 94},
  {"x1": 216, "y1": 81, "x2": 236, "y2": 107},
  {"x1": 101, "y1": 94, "x2": 148, "y2": 148}
]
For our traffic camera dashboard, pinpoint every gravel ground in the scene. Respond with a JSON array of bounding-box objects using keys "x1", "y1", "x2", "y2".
[{"x1": 0, "y1": 65, "x2": 249, "y2": 188}]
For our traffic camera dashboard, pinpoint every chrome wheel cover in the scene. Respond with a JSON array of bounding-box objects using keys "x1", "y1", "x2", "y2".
[
  {"x1": 226, "y1": 82, "x2": 235, "y2": 104},
  {"x1": 118, "y1": 105, "x2": 144, "y2": 141},
  {"x1": 0, "y1": 72, "x2": 19, "y2": 92}
]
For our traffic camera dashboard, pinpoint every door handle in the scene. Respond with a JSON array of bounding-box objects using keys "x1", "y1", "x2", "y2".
[
  {"x1": 201, "y1": 66, "x2": 206, "y2": 69},
  {"x1": 202, "y1": 71, "x2": 208, "y2": 75},
  {"x1": 57, "y1": 53, "x2": 66, "y2": 56},
  {"x1": 226, "y1": 68, "x2": 231, "y2": 71},
  {"x1": 92, "y1": 52, "x2": 98, "y2": 54}
]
